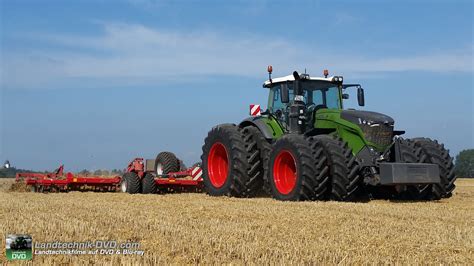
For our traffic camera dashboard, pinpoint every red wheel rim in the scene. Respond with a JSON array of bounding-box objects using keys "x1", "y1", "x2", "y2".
[
  {"x1": 208, "y1": 142, "x2": 229, "y2": 188},
  {"x1": 273, "y1": 150, "x2": 297, "y2": 195}
]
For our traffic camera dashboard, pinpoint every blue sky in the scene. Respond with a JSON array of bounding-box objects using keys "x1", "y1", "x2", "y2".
[{"x1": 1, "y1": 0, "x2": 473, "y2": 171}]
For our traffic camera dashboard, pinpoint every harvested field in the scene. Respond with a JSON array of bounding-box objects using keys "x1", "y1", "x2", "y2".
[{"x1": 0, "y1": 178, "x2": 473, "y2": 264}]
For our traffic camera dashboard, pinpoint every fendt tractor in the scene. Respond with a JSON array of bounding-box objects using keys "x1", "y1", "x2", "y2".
[{"x1": 201, "y1": 66, "x2": 456, "y2": 201}]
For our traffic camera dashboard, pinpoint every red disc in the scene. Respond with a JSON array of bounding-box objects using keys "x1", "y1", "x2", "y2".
[
  {"x1": 273, "y1": 150, "x2": 297, "y2": 195},
  {"x1": 207, "y1": 142, "x2": 229, "y2": 188}
]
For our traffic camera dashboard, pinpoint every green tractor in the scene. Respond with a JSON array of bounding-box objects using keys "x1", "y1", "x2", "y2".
[{"x1": 201, "y1": 67, "x2": 456, "y2": 201}]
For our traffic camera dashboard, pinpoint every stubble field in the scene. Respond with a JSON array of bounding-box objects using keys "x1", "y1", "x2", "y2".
[{"x1": 0, "y1": 178, "x2": 473, "y2": 264}]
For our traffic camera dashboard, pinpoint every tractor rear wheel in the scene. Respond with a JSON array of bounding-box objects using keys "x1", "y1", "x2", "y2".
[
  {"x1": 122, "y1": 172, "x2": 141, "y2": 194},
  {"x1": 141, "y1": 173, "x2": 157, "y2": 194},
  {"x1": 155, "y1": 152, "x2": 179, "y2": 176},
  {"x1": 201, "y1": 124, "x2": 252, "y2": 197},
  {"x1": 409, "y1": 138, "x2": 456, "y2": 199},
  {"x1": 240, "y1": 125, "x2": 272, "y2": 196},
  {"x1": 309, "y1": 135, "x2": 361, "y2": 201},
  {"x1": 268, "y1": 134, "x2": 319, "y2": 201}
]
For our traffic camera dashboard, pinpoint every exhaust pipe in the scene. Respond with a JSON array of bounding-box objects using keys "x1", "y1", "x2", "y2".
[{"x1": 288, "y1": 71, "x2": 306, "y2": 134}]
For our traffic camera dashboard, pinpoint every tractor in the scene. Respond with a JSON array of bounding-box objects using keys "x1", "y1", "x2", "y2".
[
  {"x1": 10, "y1": 236, "x2": 28, "y2": 250},
  {"x1": 201, "y1": 66, "x2": 456, "y2": 201}
]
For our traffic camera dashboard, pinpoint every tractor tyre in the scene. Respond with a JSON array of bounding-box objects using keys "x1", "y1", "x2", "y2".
[
  {"x1": 122, "y1": 172, "x2": 141, "y2": 194},
  {"x1": 409, "y1": 138, "x2": 456, "y2": 199},
  {"x1": 267, "y1": 134, "x2": 320, "y2": 201},
  {"x1": 201, "y1": 124, "x2": 253, "y2": 197},
  {"x1": 141, "y1": 173, "x2": 157, "y2": 194},
  {"x1": 240, "y1": 125, "x2": 272, "y2": 196},
  {"x1": 394, "y1": 139, "x2": 433, "y2": 200},
  {"x1": 309, "y1": 135, "x2": 361, "y2": 201},
  {"x1": 155, "y1": 152, "x2": 179, "y2": 176}
]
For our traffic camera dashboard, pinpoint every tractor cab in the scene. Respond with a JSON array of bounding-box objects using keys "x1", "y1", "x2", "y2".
[{"x1": 262, "y1": 68, "x2": 364, "y2": 131}]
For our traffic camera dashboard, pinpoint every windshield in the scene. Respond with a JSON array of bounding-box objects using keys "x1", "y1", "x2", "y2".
[{"x1": 268, "y1": 81, "x2": 341, "y2": 112}]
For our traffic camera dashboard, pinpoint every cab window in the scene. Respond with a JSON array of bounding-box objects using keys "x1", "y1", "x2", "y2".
[
  {"x1": 269, "y1": 85, "x2": 294, "y2": 112},
  {"x1": 325, "y1": 87, "x2": 340, "y2": 109}
]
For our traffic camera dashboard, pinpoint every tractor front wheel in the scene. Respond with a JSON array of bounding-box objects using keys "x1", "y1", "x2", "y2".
[
  {"x1": 409, "y1": 138, "x2": 456, "y2": 199},
  {"x1": 309, "y1": 135, "x2": 362, "y2": 201},
  {"x1": 391, "y1": 138, "x2": 436, "y2": 200}
]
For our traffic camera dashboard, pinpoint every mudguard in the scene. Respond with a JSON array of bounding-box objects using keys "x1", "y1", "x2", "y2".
[{"x1": 239, "y1": 116, "x2": 284, "y2": 140}]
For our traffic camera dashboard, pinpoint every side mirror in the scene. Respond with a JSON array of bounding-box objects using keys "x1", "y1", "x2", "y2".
[
  {"x1": 281, "y1": 83, "x2": 289, "y2": 103},
  {"x1": 342, "y1": 93, "x2": 349, "y2": 100},
  {"x1": 357, "y1": 87, "x2": 365, "y2": 106}
]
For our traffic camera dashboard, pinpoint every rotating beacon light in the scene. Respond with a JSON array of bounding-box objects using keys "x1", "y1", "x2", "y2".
[{"x1": 267, "y1": 65, "x2": 273, "y2": 83}]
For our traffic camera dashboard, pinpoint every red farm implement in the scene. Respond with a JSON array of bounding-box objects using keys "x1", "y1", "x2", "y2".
[
  {"x1": 16, "y1": 165, "x2": 122, "y2": 193},
  {"x1": 16, "y1": 151, "x2": 203, "y2": 194},
  {"x1": 121, "y1": 151, "x2": 203, "y2": 194}
]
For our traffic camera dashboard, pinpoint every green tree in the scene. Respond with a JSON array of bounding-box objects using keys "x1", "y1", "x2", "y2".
[
  {"x1": 111, "y1": 169, "x2": 123, "y2": 175},
  {"x1": 455, "y1": 149, "x2": 474, "y2": 178},
  {"x1": 93, "y1": 169, "x2": 103, "y2": 176},
  {"x1": 78, "y1": 169, "x2": 90, "y2": 176}
]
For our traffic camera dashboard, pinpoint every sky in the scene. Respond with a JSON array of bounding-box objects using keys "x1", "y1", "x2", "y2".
[{"x1": 0, "y1": 0, "x2": 473, "y2": 171}]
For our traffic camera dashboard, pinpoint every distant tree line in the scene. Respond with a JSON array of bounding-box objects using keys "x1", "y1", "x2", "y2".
[
  {"x1": 77, "y1": 169, "x2": 124, "y2": 176},
  {"x1": 0, "y1": 167, "x2": 39, "y2": 178},
  {"x1": 455, "y1": 149, "x2": 474, "y2": 178}
]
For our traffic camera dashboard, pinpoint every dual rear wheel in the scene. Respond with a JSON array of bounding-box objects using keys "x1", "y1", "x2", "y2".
[{"x1": 201, "y1": 124, "x2": 258, "y2": 197}]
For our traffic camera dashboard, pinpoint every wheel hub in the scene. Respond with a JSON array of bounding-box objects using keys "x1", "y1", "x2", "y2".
[
  {"x1": 156, "y1": 163, "x2": 163, "y2": 175},
  {"x1": 273, "y1": 150, "x2": 297, "y2": 195},
  {"x1": 120, "y1": 179, "x2": 127, "y2": 192},
  {"x1": 208, "y1": 142, "x2": 229, "y2": 188}
]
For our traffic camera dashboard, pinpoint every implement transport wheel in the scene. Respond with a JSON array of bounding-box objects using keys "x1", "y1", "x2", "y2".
[
  {"x1": 122, "y1": 172, "x2": 141, "y2": 194},
  {"x1": 268, "y1": 134, "x2": 320, "y2": 201},
  {"x1": 177, "y1": 159, "x2": 187, "y2": 171},
  {"x1": 308, "y1": 135, "x2": 362, "y2": 201},
  {"x1": 155, "y1": 152, "x2": 179, "y2": 176},
  {"x1": 408, "y1": 138, "x2": 456, "y2": 199},
  {"x1": 240, "y1": 125, "x2": 272, "y2": 196},
  {"x1": 141, "y1": 173, "x2": 157, "y2": 194},
  {"x1": 201, "y1": 124, "x2": 253, "y2": 197}
]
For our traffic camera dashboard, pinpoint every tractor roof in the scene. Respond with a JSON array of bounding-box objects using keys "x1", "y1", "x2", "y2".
[{"x1": 263, "y1": 74, "x2": 337, "y2": 88}]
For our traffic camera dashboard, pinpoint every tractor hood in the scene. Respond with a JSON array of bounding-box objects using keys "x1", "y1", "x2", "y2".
[
  {"x1": 340, "y1": 110, "x2": 395, "y2": 148},
  {"x1": 341, "y1": 110, "x2": 394, "y2": 126}
]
